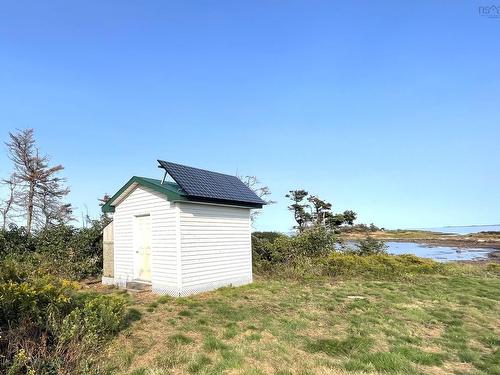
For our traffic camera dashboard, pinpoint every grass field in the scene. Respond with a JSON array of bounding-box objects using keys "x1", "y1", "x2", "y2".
[{"x1": 93, "y1": 273, "x2": 500, "y2": 375}]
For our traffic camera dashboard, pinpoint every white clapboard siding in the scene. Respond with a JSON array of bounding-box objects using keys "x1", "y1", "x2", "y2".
[
  {"x1": 113, "y1": 186, "x2": 177, "y2": 291},
  {"x1": 178, "y1": 203, "x2": 252, "y2": 295}
]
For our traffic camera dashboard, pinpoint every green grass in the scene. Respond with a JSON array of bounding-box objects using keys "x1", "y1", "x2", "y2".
[
  {"x1": 344, "y1": 352, "x2": 417, "y2": 373},
  {"x1": 169, "y1": 333, "x2": 194, "y2": 345},
  {"x1": 187, "y1": 354, "x2": 212, "y2": 373},
  {"x1": 203, "y1": 334, "x2": 228, "y2": 352},
  {"x1": 97, "y1": 272, "x2": 500, "y2": 374},
  {"x1": 305, "y1": 336, "x2": 374, "y2": 356}
]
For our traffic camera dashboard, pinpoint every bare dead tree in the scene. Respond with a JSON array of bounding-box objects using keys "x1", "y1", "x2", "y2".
[
  {"x1": 97, "y1": 193, "x2": 112, "y2": 223},
  {"x1": 81, "y1": 203, "x2": 92, "y2": 228},
  {"x1": 98, "y1": 193, "x2": 111, "y2": 207},
  {"x1": 6, "y1": 129, "x2": 71, "y2": 233},
  {"x1": 0, "y1": 176, "x2": 19, "y2": 230},
  {"x1": 238, "y1": 175, "x2": 275, "y2": 223},
  {"x1": 36, "y1": 181, "x2": 73, "y2": 227}
]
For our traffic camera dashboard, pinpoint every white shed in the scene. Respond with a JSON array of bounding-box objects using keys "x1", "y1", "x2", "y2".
[{"x1": 101, "y1": 160, "x2": 265, "y2": 296}]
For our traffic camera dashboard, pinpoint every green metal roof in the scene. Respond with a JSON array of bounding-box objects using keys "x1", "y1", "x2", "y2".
[{"x1": 101, "y1": 176, "x2": 188, "y2": 213}]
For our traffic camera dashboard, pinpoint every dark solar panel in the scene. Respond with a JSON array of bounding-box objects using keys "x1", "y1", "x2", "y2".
[{"x1": 158, "y1": 160, "x2": 266, "y2": 206}]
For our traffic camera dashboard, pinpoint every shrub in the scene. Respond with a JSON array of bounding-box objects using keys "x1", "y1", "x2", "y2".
[
  {"x1": 252, "y1": 231, "x2": 284, "y2": 243},
  {"x1": 486, "y1": 263, "x2": 500, "y2": 275},
  {"x1": 252, "y1": 231, "x2": 288, "y2": 263},
  {"x1": 0, "y1": 276, "x2": 77, "y2": 328},
  {"x1": 274, "y1": 255, "x2": 328, "y2": 279},
  {"x1": 0, "y1": 265, "x2": 129, "y2": 374},
  {"x1": 58, "y1": 294, "x2": 127, "y2": 347},
  {"x1": 0, "y1": 226, "x2": 34, "y2": 258},
  {"x1": 253, "y1": 227, "x2": 336, "y2": 266},
  {"x1": 0, "y1": 256, "x2": 32, "y2": 283},
  {"x1": 34, "y1": 221, "x2": 106, "y2": 279},
  {"x1": 324, "y1": 253, "x2": 444, "y2": 279},
  {"x1": 293, "y1": 227, "x2": 337, "y2": 258},
  {"x1": 0, "y1": 218, "x2": 109, "y2": 281},
  {"x1": 349, "y1": 236, "x2": 388, "y2": 256}
]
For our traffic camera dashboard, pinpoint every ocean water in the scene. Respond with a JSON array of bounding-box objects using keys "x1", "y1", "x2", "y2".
[
  {"x1": 379, "y1": 225, "x2": 499, "y2": 261},
  {"x1": 350, "y1": 225, "x2": 499, "y2": 262},
  {"x1": 385, "y1": 241, "x2": 492, "y2": 262}
]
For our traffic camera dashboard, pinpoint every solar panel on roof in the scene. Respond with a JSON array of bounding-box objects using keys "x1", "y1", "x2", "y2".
[{"x1": 157, "y1": 160, "x2": 266, "y2": 206}]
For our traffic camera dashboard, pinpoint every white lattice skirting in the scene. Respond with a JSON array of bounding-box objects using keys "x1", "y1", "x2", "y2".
[
  {"x1": 153, "y1": 276, "x2": 253, "y2": 297},
  {"x1": 102, "y1": 275, "x2": 252, "y2": 297},
  {"x1": 101, "y1": 276, "x2": 115, "y2": 285}
]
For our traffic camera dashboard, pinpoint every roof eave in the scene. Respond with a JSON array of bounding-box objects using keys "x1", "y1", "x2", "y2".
[{"x1": 179, "y1": 195, "x2": 265, "y2": 209}]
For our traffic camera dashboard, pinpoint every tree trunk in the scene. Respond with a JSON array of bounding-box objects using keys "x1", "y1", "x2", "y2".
[
  {"x1": 1, "y1": 179, "x2": 16, "y2": 231},
  {"x1": 26, "y1": 182, "x2": 35, "y2": 234}
]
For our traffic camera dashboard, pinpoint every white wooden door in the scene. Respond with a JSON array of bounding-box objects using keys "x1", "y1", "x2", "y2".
[{"x1": 134, "y1": 215, "x2": 151, "y2": 281}]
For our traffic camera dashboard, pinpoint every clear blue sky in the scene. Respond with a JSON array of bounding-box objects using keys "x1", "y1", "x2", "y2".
[{"x1": 0, "y1": 1, "x2": 498, "y2": 232}]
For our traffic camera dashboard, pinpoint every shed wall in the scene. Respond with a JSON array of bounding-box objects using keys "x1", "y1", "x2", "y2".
[
  {"x1": 102, "y1": 221, "x2": 114, "y2": 280},
  {"x1": 178, "y1": 203, "x2": 252, "y2": 296},
  {"x1": 113, "y1": 186, "x2": 178, "y2": 294}
]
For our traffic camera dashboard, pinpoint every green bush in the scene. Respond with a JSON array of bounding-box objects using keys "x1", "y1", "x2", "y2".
[
  {"x1": 0, "y1": 265, "x2": 129, "y2": 374},
  {"x1": 349, "y1": 236, "x2": 388, "y2": 256},
  {"x1": 324, "y1": 253, "x2": 444, "y2": 279},
  {"x1": 0, "y1": 256, "x2": 32, "y2": 283},
  {"x1": 252, "y1": 228, "x2": 500, "y2": 281},
  {"x1": 0, "y1": 276, "x2": 78, "y2": 328},
  {"x1": 486, "y1": 263, "x2": 500, "y2": 274},
  {"x1": 0, "y1": 218, "x2": 109, "y2": 281},
  {"x1": 253, "y1": 227, "x2": 336, "y2": 265},
  {"x1": 273, "y1": 255, "x2": 328, "y2": 279},
  {"x1": 0, "y1": 226, "x2": 35, "y2": 258},
  {"x1": 34, "y1": 221, "x2": 106, "y2": 279},
  {"x1": 252, "y1": 231, "x2": 288, "y2": 263},
  {"x1": 293, "y1": 227, "x2": 337, "y2": 257},
  {"x1": 252, "y1": 231, "x2": 284, "y2": 243},
  {"x1": 58, "y1": 294, "x2": 127, "y2": 346},
  {"x1": 250, "y1": 227, "x2": 470, "y2": 280}
]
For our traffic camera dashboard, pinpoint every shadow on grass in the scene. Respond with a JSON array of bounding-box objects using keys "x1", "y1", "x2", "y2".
[{"x1": 123, "y1": 307, "x2": 143, "y2": 329}]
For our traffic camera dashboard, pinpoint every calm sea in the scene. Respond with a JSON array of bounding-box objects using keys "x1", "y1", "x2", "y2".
[
  {"x1": 386, "y1": 242, "x2": 492, "y2": 262},
  {"x1": 385, "y1": 225, "x2": 500, "y2": 262}
]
